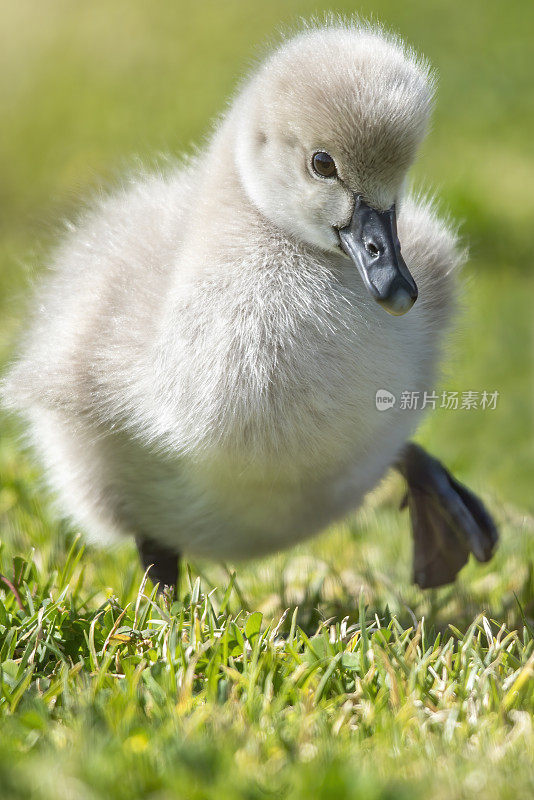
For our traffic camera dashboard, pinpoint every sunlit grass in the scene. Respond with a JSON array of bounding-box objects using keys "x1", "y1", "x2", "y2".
[{"x1": 0, "y1": 532, "x2": 533, "y2": 800}]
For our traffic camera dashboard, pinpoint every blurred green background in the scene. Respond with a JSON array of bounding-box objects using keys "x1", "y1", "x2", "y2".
[{"x1": 0, "y1": 0, "x2": 533, "y2": 612}]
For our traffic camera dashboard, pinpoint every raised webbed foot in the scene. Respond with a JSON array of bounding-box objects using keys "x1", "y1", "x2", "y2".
[
  {"x1": 396, "y1": 443, "x2": 498, "y2": 589},
  {"x1": 135, "y1": 536, "x2": 180, "y2": 595}
]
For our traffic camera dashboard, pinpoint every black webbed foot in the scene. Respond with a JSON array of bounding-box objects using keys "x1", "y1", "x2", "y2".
[
  {"x1": 135, "y1": 536, "x2": 180, "y2": 595},
  {"x1": 396, "y1": 443, "x2": 498, "y2": 589}
]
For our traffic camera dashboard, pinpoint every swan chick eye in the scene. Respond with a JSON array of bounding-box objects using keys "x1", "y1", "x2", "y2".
[{"x1": 311, "y1": 151, "x2": 337, "y2": 178}]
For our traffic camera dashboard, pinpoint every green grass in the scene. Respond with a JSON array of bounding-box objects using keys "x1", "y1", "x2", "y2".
[
  {"x1": 1, "y1": 1, "x2": 533, "y2": 797},
  {"x1": 0, "y1": 527, "x2": 533, "y2": 800}
]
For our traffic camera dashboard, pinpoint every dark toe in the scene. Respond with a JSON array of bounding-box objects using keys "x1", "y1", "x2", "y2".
[
  {"x1": 398, "y1": 443, "x2": 499, "y2": 588},
  {"x1": 447, "y1": 475, "x2": 498, "y2": 560}
]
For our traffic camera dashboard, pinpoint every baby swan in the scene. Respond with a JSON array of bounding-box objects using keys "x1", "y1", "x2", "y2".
[{"x1": 2, "y1": 23, "x2": 497, "y2": 591}]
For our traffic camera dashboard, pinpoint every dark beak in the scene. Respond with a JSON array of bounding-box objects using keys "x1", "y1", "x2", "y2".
[{"x1": 337, "y1": 195, "x2": 418, "y2": 316}]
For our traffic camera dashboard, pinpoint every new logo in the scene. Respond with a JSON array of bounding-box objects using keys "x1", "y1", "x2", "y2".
[{"x1": 375, "y1": 389, "x2": 396, "y2": 411}]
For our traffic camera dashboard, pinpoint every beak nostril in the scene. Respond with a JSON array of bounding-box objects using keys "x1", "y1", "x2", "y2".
[{"x1": 365, "y1": 241, "x2": 380, "y2": 257}]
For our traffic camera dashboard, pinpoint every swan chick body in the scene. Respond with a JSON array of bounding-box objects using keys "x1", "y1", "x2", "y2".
[{"x1": 4, "y1": 23, "x2": 493, "y2": 584}]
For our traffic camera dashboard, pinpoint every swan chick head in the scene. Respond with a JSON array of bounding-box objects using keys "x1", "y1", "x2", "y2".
[{"x1": 234, "y1": 24, "x2": 433, "y2": 313}]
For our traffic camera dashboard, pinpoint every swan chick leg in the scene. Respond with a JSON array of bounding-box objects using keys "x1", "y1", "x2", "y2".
[
  {"x1": 135, "y1": 536, "x2": 180, "y2": 596},
  {"x1": 396, "y1": 443, "x2": 498, "y2": 589}
]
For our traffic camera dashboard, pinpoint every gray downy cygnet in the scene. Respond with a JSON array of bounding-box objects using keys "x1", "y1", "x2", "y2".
[{"x1": 2, "y1": 22, "x2": 498, "y2": 592}]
